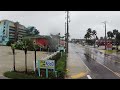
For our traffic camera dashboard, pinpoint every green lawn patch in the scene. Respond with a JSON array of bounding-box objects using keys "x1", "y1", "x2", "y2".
[
  {"x1": 4, "y1": 71, "x2": 45, "y2": 79},
  {"x1": 99, "y1": 50, "x2": 117, "y2": 54}
]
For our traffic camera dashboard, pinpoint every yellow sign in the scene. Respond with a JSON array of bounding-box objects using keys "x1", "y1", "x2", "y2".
[{"x1": 40, "y1": 61, "x2": 46, "y2": 69}]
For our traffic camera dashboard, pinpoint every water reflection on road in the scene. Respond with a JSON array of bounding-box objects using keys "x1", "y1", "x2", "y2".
[{"x1": 71, "y1": 43, "x2": 120, "y2": 78}]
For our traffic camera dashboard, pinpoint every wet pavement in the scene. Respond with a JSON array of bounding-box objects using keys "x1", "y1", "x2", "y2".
[
  {"x1": 67, "y1": 43, "x2": 120, "y2": 79},
  {"x1": 66, "y1": 44, "x2": 90, "y2": 79}
]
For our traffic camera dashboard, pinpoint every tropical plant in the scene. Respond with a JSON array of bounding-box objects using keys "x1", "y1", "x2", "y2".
[
  {"x1": 113, "y1": 29, "x2": 119, "y2": 50},
  {"x1": 33, "y1": 44, "x2": 40, "y2": 75},
  {"x1": 20, "y1": 39, "x2": 30, "y2": 73},
  {"x1": 107, "y1": 31, "x2": 114, "y2": 39},
  {"x1": 92, "y1": 30, "x2": 97, "y2": 48},
  {"x1": 26, "y1": 26, "x2": 40, "y2": 36}
]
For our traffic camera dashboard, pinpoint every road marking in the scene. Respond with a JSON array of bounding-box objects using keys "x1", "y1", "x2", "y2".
[
  {"x1": 87, "y1": 75, "x2": 92, "y2": 79},
  {"x1": 80, "y1": 58, "x2": 91, "y2": 72},
  {"x1": 71, "y1": 72, "x2": 87, "y2": 79},
  {"x1": 96, "y1": 60, "x2": 120, "y2": 78}
]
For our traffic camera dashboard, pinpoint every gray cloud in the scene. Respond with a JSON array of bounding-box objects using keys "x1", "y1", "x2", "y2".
[{"x1": 0, "y1": 11, "x2": 120, "y2": 39}]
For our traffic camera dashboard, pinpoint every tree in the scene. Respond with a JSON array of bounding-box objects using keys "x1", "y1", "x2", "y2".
[
  {"x1": 87, "y1": 28, "x2": 92, "y2": 34},
  {"x1": 113, "y1": 29, "x2": 119, "y2": 49},
  {"x1": 11, "y1": 43, "x2": 16, "y2": 72},
  {"x1": 26, "y1": 26, "x2": 40, "y2": 36},
  {"x1": 21, "y1": 39, "x2": 31, "y2": 73},
  {"x1": 33, "y1": 43, "x2": 39, "y2": 75},
  {"x1": 107, "y1": 31, "x2": 114, "y2": 39},
  {"x1": 100, "y1": 37, "x2": 104, "y2": 40},
  {"x1": 92, "y1": 30, "x2": 97, "y2": 48},
  {"x1": 84, "y1": 28, "x2": 93, "y2": 45},
  {"x1": 115, "y1": 32, "x2": 120, "y2": 50}
]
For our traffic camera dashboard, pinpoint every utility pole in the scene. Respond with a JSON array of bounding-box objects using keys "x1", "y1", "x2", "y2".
[
  {"x1": 102, "y1": 21, "x2": 107, "y2": 50},
  {"x1": 65, "y1": 11, "x2": 70, "y2": 53},
  {"x1": 65, "y1": 22, "x2": 67, "y2": 52}
]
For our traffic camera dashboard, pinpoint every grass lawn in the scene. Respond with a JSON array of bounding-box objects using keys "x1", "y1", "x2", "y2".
[
  {"x1": 99, "y1": 50, "x2": 117, "y2": 54},
  {"x1": 4, "y1": 71, "x2": 45, "y2": 79}
]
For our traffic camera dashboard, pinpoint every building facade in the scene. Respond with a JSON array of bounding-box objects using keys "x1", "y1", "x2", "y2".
[{"x1": 0, "y1": 20, "x2": 27, "y2": 45}]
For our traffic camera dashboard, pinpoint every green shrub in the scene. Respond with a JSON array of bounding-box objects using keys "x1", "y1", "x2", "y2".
[{"x1": 48, "y1": 52, "x2": 66, "y2": 79}]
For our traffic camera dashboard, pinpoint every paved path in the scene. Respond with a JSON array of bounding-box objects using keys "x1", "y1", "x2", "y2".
[{"x1": 66, "y1": 43, "x2": 89, "y2": 79}]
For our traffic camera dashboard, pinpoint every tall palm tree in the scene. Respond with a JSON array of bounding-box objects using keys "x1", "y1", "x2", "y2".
[
  {"x1": 92, "y1": 30, "x2": 97, "y2": 48},
  {"x1": 33, "y1": 43, "x2": 39, "y2": 75},
  {"x1": 107, "y1": 31, "x2": 114, "y2": 40},
  {"x1": 87, "y1": 28, "x2": 92, "y2": 34},
  {"x1": 87, "y1": 28, "x2": 92, "y2": 39},
  {"x1": 21, "y1": 39, "x2": 29, "y2": 73},
  {"x1": 11, "y1": 43, "x2": 16, "y2": 72},
  {"x1": 113, "y1": 29, "x2": 119, "y2": 50}
]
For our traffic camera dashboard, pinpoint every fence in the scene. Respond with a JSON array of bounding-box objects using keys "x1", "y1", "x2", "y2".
[{"x1": 33, "y1": 51, "x2": 60, "y2": 71}]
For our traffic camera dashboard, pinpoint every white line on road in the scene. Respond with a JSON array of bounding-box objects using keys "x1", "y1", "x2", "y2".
[
  {"x1": 87, "y1": 75, "x2": 92, "y2": 79},
  {"x1": 80, "y1": 57, "x2": 91, "y2": 72},
  {"x1": 95, "y1": 60, "x2": 120, "y2": 78}
]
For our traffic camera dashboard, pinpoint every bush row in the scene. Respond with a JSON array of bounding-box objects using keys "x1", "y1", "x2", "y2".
[{"x1": 49, "y1": 52, "x2": 66, "y2": 79}]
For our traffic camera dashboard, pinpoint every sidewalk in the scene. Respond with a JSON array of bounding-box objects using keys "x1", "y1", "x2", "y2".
[{"x1": 66, "y1": 44, "x2": 89, "y2": 79}]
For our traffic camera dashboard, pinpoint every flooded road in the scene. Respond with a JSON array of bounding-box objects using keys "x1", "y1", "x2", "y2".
[{"x1": 68, "y1": 43, "x2": 120, "y2": 79}]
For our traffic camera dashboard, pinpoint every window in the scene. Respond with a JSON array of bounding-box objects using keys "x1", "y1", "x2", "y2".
[
  {"x1": 3, "y1": 29, "x2": 5, "y2": 34},
  {"x1": 4, "y1": 21, "x2": 6, "y2": 25}
]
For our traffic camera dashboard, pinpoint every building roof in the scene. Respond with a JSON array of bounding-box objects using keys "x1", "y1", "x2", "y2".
[
  {"x1": 23, "y1": 35, "x2": 51, "y2": 39},
  {"x1": 0, "y1": 19, "x2": 26, "y2": 28}
]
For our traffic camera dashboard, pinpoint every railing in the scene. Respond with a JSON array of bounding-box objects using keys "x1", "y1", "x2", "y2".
[{"x1": 33, "y1": 51, "x2": 60, "y2": 71}]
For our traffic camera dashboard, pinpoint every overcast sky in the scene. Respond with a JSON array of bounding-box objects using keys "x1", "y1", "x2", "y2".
[{"x1": 0, "y1": 11, "x2": 120, "y2": 39}]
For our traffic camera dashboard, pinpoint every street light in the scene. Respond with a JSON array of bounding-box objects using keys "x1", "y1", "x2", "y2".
[{"x1": 102, "y1": 21, "x2": 107, "y2": 50}]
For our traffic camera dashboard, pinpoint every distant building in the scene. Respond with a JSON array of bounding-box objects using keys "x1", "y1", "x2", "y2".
[
  {"x1": 0, "y1": 20, "x2": 27, "y2": 45},
  {"x1": 71, "y1": 38, "x2": 85, "y2": 44},
  {"x1": 24, "y1": 35, "x2": 49, "y2": 49}
]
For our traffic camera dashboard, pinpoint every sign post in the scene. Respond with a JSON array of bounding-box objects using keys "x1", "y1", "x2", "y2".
[
  {"x1": 46, "y1": 68, "x2": 48, "y2": 78},
  {"x1": 37, "y1": 60, "x2": 40, "y2": 76},
  {"x1": 55, "y1": 71, "x2": 57, "y2": 78},
  {"x1": 37, "y1": 60, "x2": 55, "y2": 78}
]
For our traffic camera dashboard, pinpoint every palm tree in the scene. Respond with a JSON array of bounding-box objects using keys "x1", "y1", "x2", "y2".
[
  {"x1": 92, "y1": 30, "x2": 97, "y2": 48},
  {"x1": 11, "y1": 43, "x2": 16, "y2": 72},
  {"x1": 113, "y1": 29, "x2": 119, "y2": 49},
  {"x1": 87, "y1": 28, "x2": 92, "y2": 34},
  {"x1": 107, "y1": 31, "x2": 114, "y2": 40},
  {"x1": 21, "y1": 39, "x2": 29, "y2": 73},
  {"x1": 33, "y1": 43, "x2": 39, "y2": 75}
]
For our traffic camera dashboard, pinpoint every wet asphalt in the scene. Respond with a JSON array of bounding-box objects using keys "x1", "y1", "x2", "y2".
[{"x1": 69, "y1": 43, "x2": 120, "y2": 79}]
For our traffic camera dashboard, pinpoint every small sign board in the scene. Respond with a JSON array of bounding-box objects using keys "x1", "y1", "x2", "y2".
[
  {"x1": 40, "y1": 60, "x2": 46, "y2": 69},
  {"x1": 46, "y1": 60, "x2": 55, "y2": 69},
  {"x1": 58, "y1": 46, "x2": 64, "y2": 52},
  {"x1": 38, "y1": 60, "x2": 55, "y2": 69}
]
